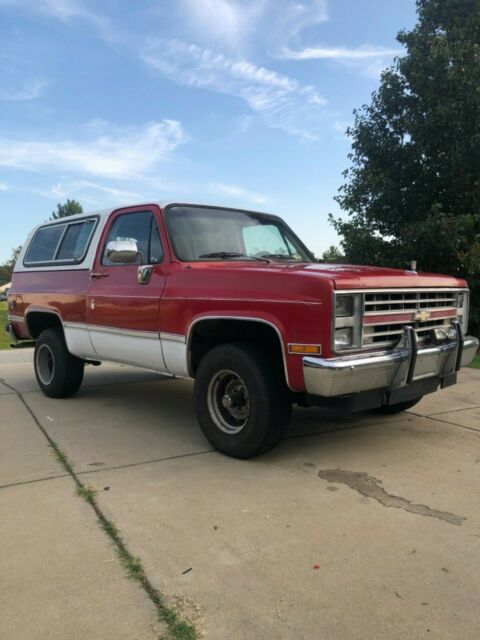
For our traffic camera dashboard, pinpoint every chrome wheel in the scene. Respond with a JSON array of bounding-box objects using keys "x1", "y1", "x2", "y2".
[
  {"x1": 36, "y1": 343, "x2": 55, "y2": 386},
  {"x1": 207, "y1": 369, "x2": 250, "y2": 434}
]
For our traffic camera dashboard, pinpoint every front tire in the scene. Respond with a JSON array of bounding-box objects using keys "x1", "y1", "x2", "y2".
[
  {"x1": 34, "y1": 328, "x2": 84, "y2": 398},
  {"x1": 194, "y1": 342, "x2": 291, "y2": 458}
]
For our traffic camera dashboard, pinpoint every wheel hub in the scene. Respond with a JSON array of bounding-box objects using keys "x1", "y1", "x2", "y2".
[
  {"x1": 207, "y1": 370, "x2": 250, "y2": 434},
  {"x1": 36, "y1": 343, "x2": 55, "y2": 386}
]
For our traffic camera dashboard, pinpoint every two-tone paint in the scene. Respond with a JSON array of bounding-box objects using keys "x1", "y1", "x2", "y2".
[{"x1": 8, "y1": 202, "x2": 469, "y2": 392}]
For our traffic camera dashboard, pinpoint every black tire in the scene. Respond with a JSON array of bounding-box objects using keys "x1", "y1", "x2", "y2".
[
  {"x1": 34, "y1": 328, "x2": 84, "y2": 398},
  {"x1": 194, "y1": 342, "x2": 292, "y2": 459},
  {"x1": 370, "y1": 397, "x2": 423, "y2": 415}
]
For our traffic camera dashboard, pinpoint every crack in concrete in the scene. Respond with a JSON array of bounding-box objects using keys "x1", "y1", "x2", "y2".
[
  {"x1": 318, "y1": 468, "x2": 466, "y2": 526},
  {"x1": 423, "y1": 413, "x2": 480, "y2": 435},
  {"x1": 1, "y1": 380, "x2": 198, "y2": 637},
  {"x1": 0, "y1": 473, "x2": 69, "y2": 490},
  {"x1": 0, "y1": 450, "x2": 216, "y2": 491},
  {"x1": 427, "y1": 404, "x2": 480, "y2": 417}
]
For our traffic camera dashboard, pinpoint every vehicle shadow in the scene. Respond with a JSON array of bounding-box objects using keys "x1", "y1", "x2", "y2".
[
  {"x1": 88, "y1": 370, "x2": 408, "y2": 458},
  {"x1": 23, "y1": 365, "x2": 416, "y2": 471}
]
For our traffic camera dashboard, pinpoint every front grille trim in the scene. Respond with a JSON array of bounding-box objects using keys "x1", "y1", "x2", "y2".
[{"x1": 333, "y1": 287, "x2": 468, "y2": 354}]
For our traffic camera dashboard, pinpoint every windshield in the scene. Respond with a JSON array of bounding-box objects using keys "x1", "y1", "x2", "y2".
[{"x1": 165, "y1": 205, "x2": 313, "y2": 262}]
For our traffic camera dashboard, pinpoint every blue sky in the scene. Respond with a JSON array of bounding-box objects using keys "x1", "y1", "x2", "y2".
[{"x1": 0, "y1": 0, "x2": 417, "y2": 263}]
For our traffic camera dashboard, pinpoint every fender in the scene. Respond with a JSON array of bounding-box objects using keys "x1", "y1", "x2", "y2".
[
  {"x1": 24, "y1": 306, "x2": 64, "y2": 338},
  {"x1": 185, "y1": 314, "x2": 295, "y2": 390}
]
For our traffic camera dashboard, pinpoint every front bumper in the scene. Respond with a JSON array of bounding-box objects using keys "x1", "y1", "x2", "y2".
[{"x1": 304, "y1": 324, "x2": 479, "y2": 398}]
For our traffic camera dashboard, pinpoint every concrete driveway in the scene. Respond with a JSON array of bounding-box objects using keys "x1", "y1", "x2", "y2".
[{"x1": 1, "y1": 348, "x2": 479, "y2": 639}]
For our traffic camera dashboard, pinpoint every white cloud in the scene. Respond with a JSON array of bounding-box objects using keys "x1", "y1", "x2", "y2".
[
  {"x1": 0, "y1": 182, "x2": 8, "y2": 191},
  {"x1": 142, "y1": 39, "x2": 326, "y2": 139},
  {"x1": 48, "y1": 180, "x2": 143, "y2": 202},
  {"x1": 0, "y1": 0, "x2": 118, "y2": 42},
  {"x1": 281, "y1": 43, "x2": 400, "y2": 80},
  {"x1": 0, "y1": 120, "x2": 187, "y2": 179},
  {"x1": 179, "y1": 0, "x2": 252, "y2": 51},
  {"x1": 281, "y1": 44, "x2": 399, "y2": 60},
  {"x1": 1, "y1": 0, "x2": 88, "y2": 20},
  {"x1": 0, "y1": 77, "x2": 47, "y2": 101},
  {"x1": 176, "y1": 0, "x2": 328, "y2": 53},
  {"x1": 209, "y1": 183, "x2": 267, "y2": 205}
]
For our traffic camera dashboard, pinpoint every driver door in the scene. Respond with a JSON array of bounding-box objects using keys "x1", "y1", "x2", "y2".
[{"x1": 87, "y1": 207, "x2": 167, "y2": 371}]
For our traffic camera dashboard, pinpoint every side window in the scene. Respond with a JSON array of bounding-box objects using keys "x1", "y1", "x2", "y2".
[
  {"x1": 24, "y1": 225, "x2": 66, "y2": 264},
  {"x1": 56, "y1": 220, "x2": 96, "y2": 261},
  {"x1": 102, "y1": 211, "x2": 163, "y2": 265},
  {"x1": 24, "y1": 218, "x2": 98, "y2": 266}
]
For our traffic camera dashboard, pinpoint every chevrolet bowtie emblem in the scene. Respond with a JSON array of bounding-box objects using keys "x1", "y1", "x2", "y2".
[{"x1": 414, "y1": 310, "x2": 431, "y2": 322}]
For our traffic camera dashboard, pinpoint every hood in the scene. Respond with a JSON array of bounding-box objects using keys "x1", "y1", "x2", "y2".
[{"x1": 292, "y1": 263, "x2": 467, "y2": 290}]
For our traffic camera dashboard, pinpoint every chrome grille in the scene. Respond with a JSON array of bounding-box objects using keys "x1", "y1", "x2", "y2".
[
  {"x1": 362, "y1": 289, "x2": 463, "y2": 349},
  {"x1": 363, "y1": 318, "x2": 452, "y2": 346},
  {"x1": 364, "y1": 290, "x2": 457, "y2": 313}
]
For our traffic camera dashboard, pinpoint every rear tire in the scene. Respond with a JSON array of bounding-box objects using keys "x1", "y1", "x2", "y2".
[
  {"x1": 194, "y1": 342, "x2": 292, "y2": 458},
  {"x1": 34, "y1": 328, "x2": 84, "y2": 398},
  {"x1": 370, "y1": 397, "x2": 422, "y2": 415}
]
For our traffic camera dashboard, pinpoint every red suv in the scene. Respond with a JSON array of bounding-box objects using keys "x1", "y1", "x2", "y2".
[{"x1": 6, "y1": 203, "x2": 478, "y2": 457}]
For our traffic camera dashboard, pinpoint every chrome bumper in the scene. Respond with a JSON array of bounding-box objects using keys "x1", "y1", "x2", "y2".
[{"x1": 304, "y1": 325, "x2": 479, "y2": 398}]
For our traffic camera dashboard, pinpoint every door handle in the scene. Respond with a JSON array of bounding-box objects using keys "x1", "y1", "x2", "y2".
[
  {"x1": 138, "y1": 265, "x2": 153, "y2": 284},
  {"x1": 90, "y1": 271, "x2": 109, "y2": 279}
]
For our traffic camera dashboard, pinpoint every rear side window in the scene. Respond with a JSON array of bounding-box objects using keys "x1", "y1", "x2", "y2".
[
  {"x1": 57, "y1": 220, "x2": 96, "y2": 261},
  {"x1": 24, "y1": 218, "x2": 98, "y2": 266},
  {"x1": 24, "y1": 225, "x2": 66, "y2": 263}
]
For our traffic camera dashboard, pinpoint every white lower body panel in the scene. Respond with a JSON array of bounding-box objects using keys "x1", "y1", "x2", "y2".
[{"x1": 63, "y1": 322, "x2": 189, "y2": 376}]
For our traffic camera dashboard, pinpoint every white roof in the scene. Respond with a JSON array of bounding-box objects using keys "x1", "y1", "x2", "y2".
[{"x1": 14, "y1": 201, "x2": 269, "y2": 274}]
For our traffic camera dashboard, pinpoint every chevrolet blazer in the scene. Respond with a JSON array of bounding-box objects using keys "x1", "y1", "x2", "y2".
[{"x1": 5, "y1": 203, "x2": 479, "y2": 458}]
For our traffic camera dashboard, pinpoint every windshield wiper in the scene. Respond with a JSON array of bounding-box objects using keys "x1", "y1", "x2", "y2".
[
  {"x1": 198, "y1": 251, "x2": 269, "y2": 262},
  {"x1": 260, "y1": 253, "x2": 302, "y2": 261}
]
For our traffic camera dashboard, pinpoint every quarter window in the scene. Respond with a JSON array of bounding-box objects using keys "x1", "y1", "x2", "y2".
[
  {"x1": 57, "y1": 220, "x2": 96, "y2": 261},
  {"x1": 24, "y1": 218, "x2": 98, "y2": 266},
  {"x1": 24, "y1": 225, "x2": 66, "y2": 263},
  {"x1": 102, "y1": 211, "x2": 163, "y2": 265}
]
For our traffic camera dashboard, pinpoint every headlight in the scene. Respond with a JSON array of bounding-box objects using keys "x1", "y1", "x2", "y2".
[
  {"x1": 455, "y1": 290, "x2": 469, "y2": 334},
  {"x1": 335, "y1": 295, "x2": 354, "y2": 317},
  {"x1": 333, "y1": 292, "x2": 363, "y2": 351},
  {"x1": 335, "y1": 327, "x2": 353, "y2": 347}
]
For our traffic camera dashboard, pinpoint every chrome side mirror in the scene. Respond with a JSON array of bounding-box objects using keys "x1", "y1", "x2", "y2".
[{"x1": 106, "y1": 238, "x2": 139, "y2": 264}]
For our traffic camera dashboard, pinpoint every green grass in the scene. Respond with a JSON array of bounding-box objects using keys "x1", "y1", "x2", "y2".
[
  {"x1": 469, "y1": 352, "x2": 480, "y2": 369},
  {"x1": 0, "y1": 301, "x2": 10, "y2": 349},
  {"x1": 50, "y1": 441, "x2": 198, "y2": 639}
]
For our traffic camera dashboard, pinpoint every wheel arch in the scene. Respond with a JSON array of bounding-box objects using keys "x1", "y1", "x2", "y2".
[
  {"x1": 186, "y1": 315, "x2": 294, "y2": 390},
  {"x1": 25, "y1": 308, "x2": 65, "y2": 340}
]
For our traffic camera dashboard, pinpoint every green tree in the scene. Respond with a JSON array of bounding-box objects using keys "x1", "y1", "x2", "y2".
[
  {"x1": 332, "y1": 0, "x2": 480, "y2": 334},
  {"x1": 321, "y1": 245, "x2": 345, "y2": 263},
  {"x1": 51, "y1": 199, "x2": 83, "y2": 219},
  {"x1": 0, "y1": 245, "x2": 22, "y2": 284}
]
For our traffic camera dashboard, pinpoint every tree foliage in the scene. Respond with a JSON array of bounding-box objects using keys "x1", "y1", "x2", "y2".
[
  {"x1": 321, "y1": 245, "x2": 345, "y2": 263},
  {"x1": 332, "y1": 0, "x2": 480, "y2": 334},
  {"x1": 0, "y1": 246, "x2": 22, "y2": 284},
  {"x1": 51, "y1": 199, "x2": 83, "y2": 219}
]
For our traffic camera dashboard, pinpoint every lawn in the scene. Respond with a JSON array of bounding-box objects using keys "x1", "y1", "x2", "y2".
[
  {"x1": 469, "y1": 352, "x2": 480, "y2": 369},
  {"x1": 0, "y1": 301, "x2": 10, "y2": 349}
]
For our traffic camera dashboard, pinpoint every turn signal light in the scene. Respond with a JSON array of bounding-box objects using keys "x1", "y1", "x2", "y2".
[{"x1": 288, "y1": 344, "x2": 321, "y2": 355}]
